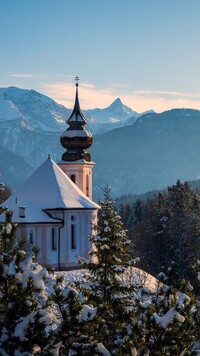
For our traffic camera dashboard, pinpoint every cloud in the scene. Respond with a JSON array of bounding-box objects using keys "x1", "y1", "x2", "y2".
[
  {"x1": 41, "y1": 80, "x2": 200, "y2": 112},
  {"x1": 42, "y1": 81, "x2": 117, "y2": 109},
  {"x1": 10, "y1": 73, "x2": 49, "y2": 79},
  {"x1": 125, "y1": 89, "x2": 200, "y2": 112},
  {"x1": 133, "y1": 89, "x2": 200, "y2": 100},
  {"x1": 5, "y1": 74, "x2": 200, "y2": 112}
]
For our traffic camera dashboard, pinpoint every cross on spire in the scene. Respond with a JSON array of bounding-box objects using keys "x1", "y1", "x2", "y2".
[{"x1": 75, "y1": 76, "x2": 79, "y2": 86}]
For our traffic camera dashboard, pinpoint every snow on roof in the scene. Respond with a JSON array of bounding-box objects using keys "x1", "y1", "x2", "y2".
[{"x1": 0, "y1": 158, "x2": 99, "y2": 223}]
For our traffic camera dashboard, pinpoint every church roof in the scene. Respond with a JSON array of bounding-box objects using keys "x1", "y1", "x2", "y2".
[{"x1": 0, "y1": 157, "x2": 99, "y2": 223}]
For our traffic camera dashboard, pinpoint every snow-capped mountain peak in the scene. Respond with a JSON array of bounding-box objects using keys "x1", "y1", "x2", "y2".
[
  {"x1": 106, "y1": 97, "x2": 137, "y2": 117},
  {"x1": 0, "y1": 86, "x2": 157, "y2": 137},
  {"x1": 107, "y1": 97, "x2": 123, "y2": 108},
  {"x1": 0, "y1": 87, "x2": 150, "y2": 135},
  {"x1": 0, "y1": 87, "x2": 70, "y2": 132},
  {"x1": 85, "y1": 97, "x2": 139, "y2": 133}
]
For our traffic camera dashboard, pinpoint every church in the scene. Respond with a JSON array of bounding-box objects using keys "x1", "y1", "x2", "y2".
[{"x1": 1, "y1": 78, "x2": 99, "y2": 270}]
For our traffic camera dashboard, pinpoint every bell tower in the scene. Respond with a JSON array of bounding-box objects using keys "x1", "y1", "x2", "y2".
[{"x1": 58, "y1": 77, "x2": 95, "y2": 200}]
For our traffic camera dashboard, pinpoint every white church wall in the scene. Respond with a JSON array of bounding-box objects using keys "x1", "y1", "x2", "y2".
[
  {"x1": 16, "y1": 209, "x2": 98, "y2": 270},
  {"x1": 46, "y1": 226, "x2": 59, "y2": 265}
]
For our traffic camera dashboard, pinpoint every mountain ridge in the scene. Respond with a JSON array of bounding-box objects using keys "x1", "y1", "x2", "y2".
[
  {"x1": 0, "y1": 86, "x2": 150, "y2": 134},
  {"x1": 90, "y1": 108, "x2": 200, "y2": 198},
  {"x1": 1, "y1": 87, "x2": 200, "y2": 199}
]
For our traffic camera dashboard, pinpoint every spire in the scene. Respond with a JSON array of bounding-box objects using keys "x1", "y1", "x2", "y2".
[
  {"x1": 60, "y1": 77, "x2": 93, "y2": 162},
  {"x1": 67, "y1": 76, "x2": 87, "y2": 126}
]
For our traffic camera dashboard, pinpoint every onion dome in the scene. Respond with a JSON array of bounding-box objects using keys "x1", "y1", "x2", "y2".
[{"x1": 60, "y1": 77, "x2": 93, "y2": 162}]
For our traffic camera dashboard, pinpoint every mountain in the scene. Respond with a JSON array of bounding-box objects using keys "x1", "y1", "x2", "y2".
[
  {"x1": 90, "y1": 108, "x2": 200, "y2": 199},
  {"x1": 85, "y1": 98, "x2": 139, "y2": 134},
  {"x1": 0, "y1": 86, "x2": 69, "y2": 132},
  {"x1": 3, "y1": 87, "x2": 200, "y2": 199},
  {"x1": 0, "y1": 147, "x2": 33, "y2": 189},
  {"x1": 0, "y1": 86, "x2": 151, "y2": 189},
  {"x1": 0, "y1": 87, "x2": 145, "y2": 135}
]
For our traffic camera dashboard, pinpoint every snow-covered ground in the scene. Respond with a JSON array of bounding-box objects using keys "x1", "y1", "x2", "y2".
[{"x1": 46, "y1": 267, "x2": 159, "y2": 294}]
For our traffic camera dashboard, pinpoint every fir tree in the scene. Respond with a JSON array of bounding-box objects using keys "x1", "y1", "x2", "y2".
[
  {"x1": 135, "y1": 272, "x2": 200, "y2": 355},
  {"x1": 79, "y1": 186, "x2": 138, "y2": 354},
  {"x1": 129, "y1": 180, "x2": 200, "y2": 286},
  {"x1": 0, "y1": 210, "x2": 53, "y2": 355},
  {"x1": 49, "y1": 275, "x2": 105, "y2": 355}
]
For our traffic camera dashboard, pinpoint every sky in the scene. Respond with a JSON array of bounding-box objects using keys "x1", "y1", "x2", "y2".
[{"x1": 1, "y1": 0, "x2": 200, "y2": 112}]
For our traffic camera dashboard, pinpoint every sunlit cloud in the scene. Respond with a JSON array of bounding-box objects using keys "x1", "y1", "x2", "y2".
[
  {"x1": 125, "y1": 90, "x2": 200, "y2": 112},
  {"x1": 42, "y1": 81, "x2": 117, "y2": 109},
  {"x1": 41, "y1": 80, "x2": 200, "y2": 112},
  {"x1": 10, "y1": 73, "x2": 49, "y2": 79},
  {"x1": 133, "y1": 89, "x2": 200, "y2": 100},
  {"x1": 4, "y1": 74, "x2": 200, "y2": 112}
]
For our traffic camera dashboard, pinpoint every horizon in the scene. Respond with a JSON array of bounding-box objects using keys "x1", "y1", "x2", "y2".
[
  {"x1": 2, "y1": 84, "x2": 200, "y2": 114},
  {"x1": 1, "y1": 1, "x2": 200, "y2": 112}
]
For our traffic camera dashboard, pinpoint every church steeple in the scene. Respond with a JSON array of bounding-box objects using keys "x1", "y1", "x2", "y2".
[
  {"x1": 67, "y1": 76, "x2": 87, "y2": 126},
  {"x1": 60, "y1": 77, "x2": 93, "y2": 162}
]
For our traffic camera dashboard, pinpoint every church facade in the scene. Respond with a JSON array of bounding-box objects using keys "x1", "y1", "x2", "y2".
[{"x1": 1, "y1": 79, "x2": 99, "y2": 270}]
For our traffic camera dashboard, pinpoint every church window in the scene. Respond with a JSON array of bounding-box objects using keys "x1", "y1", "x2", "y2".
[
  {"x1": 86, "y1": 175, "x2": 89, "y2": 197},
  {"x1": 19, "y1": 206, "x2": 26, "y2": 218},
  {"x1": 29, "y1": 230, "x2": 34, "y2": 244},
  {"x1": 71, "y1": 216, "x2": 76, "y2": 249},
  {"x1": 51, "y1": 228, "x2": 57, "y2": 250},
  {"x1": 71, "y1": 174, "x2": 76, "y2": 184}
]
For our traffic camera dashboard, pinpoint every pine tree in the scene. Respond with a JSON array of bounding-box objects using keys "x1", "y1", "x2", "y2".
[
  {"x1": 49, "y1": 275, "x2": 106, "y2": 355},
  {"x1": 79, "y1": 186, "x2": 138, "y2": 354},
  {"x1": 0, "y1": 210, "x2": 53, "y2": 355},
  {"x1": 129, "y1": 180, "x2": 200, "y2": 286},
  {"x1": 135, "y1": 272, "x2": 200, "y2": 355}
]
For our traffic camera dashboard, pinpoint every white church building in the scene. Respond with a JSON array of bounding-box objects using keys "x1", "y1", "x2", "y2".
[{"x1": 1, "y1": 78, "x2": 99, "y2": 270}]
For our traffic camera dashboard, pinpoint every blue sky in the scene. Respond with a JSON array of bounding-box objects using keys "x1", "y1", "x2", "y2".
[{"x1": 1, "y1": 0, "x2": 200, "y2": 111}]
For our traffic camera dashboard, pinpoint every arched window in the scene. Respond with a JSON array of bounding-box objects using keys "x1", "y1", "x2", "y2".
[
  {"x1": 71, "y1": 174, "x2": 76, "y2": 184},
  {"x1": 86, "y1": 175, "x2": 89, "y2": 197},
  {"x1": 51, "y1": 228, "x2": 57, "y2": 251},
  {"x1": 29, "y1": 230, "x2": 34, "y2": 244},
  {"x1": 71, "y1": 215, "x2": 76, "y2": 249}
]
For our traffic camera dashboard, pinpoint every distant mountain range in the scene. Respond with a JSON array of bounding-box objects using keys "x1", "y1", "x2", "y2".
[
  {"x1": 91, "y1": 109, "x2": 200, "y2": 198},
  {"x1": 1, "y1": 86, "x2": 200, "y2": 199},
  {"x1": 0, "y1": 86, "x2": 149, "y2": 135}
]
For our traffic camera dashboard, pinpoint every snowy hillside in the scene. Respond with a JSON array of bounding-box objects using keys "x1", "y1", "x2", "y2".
[
  {"x1": 0, "y1": 87, "x2": 69, "y2": 132},
  {"x1": 52, "y1": 267, "x2": 159, "y2": 294}
]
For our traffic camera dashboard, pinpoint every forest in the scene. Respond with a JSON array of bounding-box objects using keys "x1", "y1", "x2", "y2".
[
  {"x1": 120, "y1": 180, "x2": 200, "y2": 290},
  {"x1": 0, "y1": 184, "x2": 200, "y2": 355}
]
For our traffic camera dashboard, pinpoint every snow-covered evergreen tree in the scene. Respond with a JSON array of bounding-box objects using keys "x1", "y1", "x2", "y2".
[
  {"x1": 79, "y1": 186, "x2": 138, "y2": 354},
  {"x1": 135, "y1": 272, "x2": 200, "y2": 355},
  {"x1": 0, "y1": 210, "x2": 53, "y2": 355},
  {"x1": 130, "y1": 180, "x2": 200, "y2": 286},
  {"x1": 50, "y1": 275, "x2": 109, "y2": 355}
]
